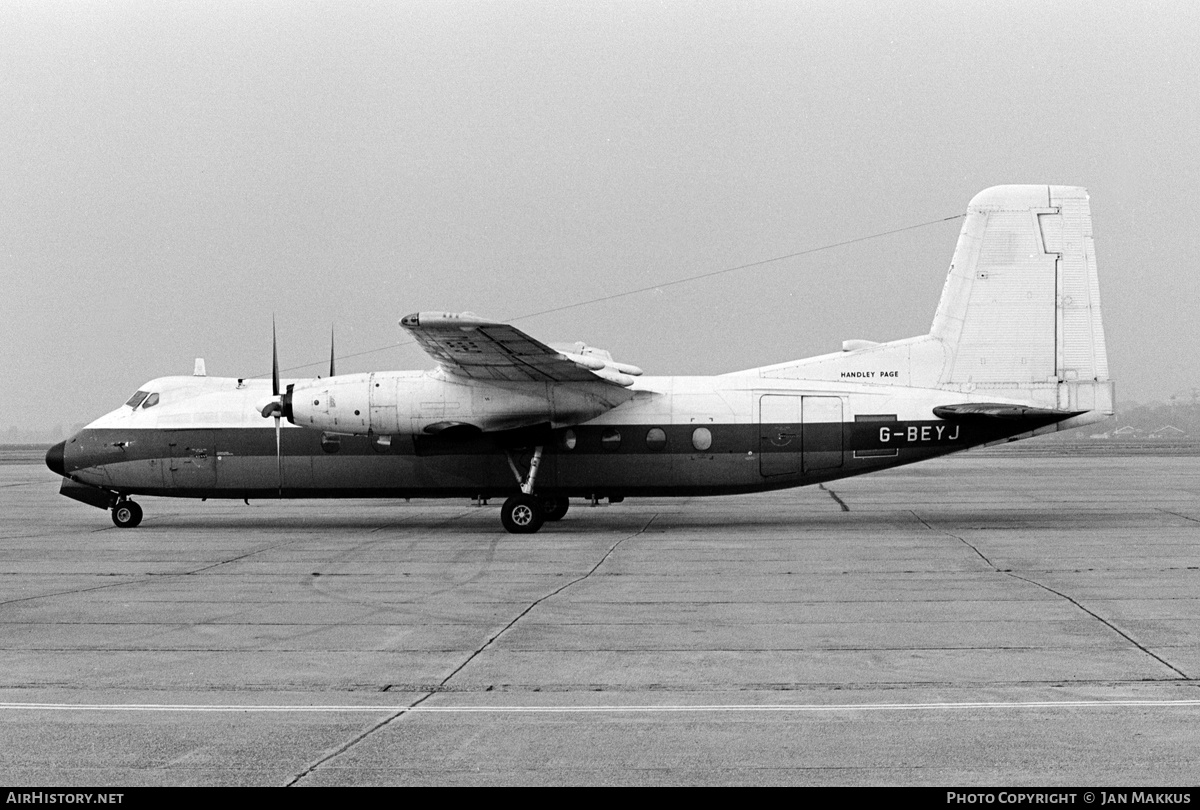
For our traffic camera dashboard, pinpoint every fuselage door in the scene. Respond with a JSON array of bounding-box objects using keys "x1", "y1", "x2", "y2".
[
  {"x1": 759, "y1": 394, "x2": 802, "y2": 477},
  {"x1": 167, "y1": 430, "x2": 218, "y2": 489},
  {"x1": 369, "y1": 372, "x2": 399, "y2": 435}
]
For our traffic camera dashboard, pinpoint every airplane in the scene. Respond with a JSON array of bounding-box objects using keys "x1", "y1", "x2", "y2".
[{"x1": 45, "y1": 185, "x2": 1113, "y2": 533}]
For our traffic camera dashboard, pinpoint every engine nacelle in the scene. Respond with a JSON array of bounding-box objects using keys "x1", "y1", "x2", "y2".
[{"x1": 287, "y1": 370, "x2": 633, "y2": 436}]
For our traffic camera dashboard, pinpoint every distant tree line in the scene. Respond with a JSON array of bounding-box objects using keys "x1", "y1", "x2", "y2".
[{"x1": 1054, "y1": 398, "x2": 1199, "y2": 440}]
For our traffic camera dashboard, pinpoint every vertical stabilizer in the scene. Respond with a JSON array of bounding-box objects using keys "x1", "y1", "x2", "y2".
[
  {"x1": 747, "y1": 185, "x2": 1113, "y2": 421},
  {"x1": 930, "y1": 185, "x2": 1110, "y2": 410}
]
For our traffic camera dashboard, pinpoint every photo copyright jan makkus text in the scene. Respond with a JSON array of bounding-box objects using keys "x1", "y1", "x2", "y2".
[{"x1": 948, "y1": 794, "x2": 1192, "y2": 806}]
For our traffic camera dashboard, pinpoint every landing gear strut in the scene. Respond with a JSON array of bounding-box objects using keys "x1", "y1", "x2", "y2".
[
  {"x1": 502, "y1": 445, "x2": 564, "y2": 534},
  {"x1": 111, "y1": 500, "x2": 143, "y2": 529}
]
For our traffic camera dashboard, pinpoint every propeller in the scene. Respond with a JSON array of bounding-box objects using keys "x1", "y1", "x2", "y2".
[
  {"x1": 272, "y1": 320, "x2": 282, "y2": 496},
  {"x1": 257, "y1": 321, "x2": 335, "y2": 497},
  {"x1": 259, "y1": 318, "x2": 286, "y2": 497}
]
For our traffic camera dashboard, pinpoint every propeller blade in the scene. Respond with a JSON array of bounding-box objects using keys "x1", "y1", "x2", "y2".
[
  {"x1": 270, "y1": 317, "x2": 282, "y2": 497},
  {"x1": 272, "y1": 317, "x2": 280, "y2": 398},
  {"x1": 329, "y1": 326, "x2": 336, "y2": 378}
]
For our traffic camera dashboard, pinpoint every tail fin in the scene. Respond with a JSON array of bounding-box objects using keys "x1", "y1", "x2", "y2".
[
  {"x1": 749, "y1": 184, "x2": 1114, "y2": 421},
  {"x1": 932, "y1": 186, "x2": 1109, "y2": 385},
  {"x1": 931, "y1": 185, "x2": 1112, "y2": 414}
]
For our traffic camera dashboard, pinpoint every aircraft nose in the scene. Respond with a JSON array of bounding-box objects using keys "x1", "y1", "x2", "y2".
[{"x1": 45, "y1": 441, "x2": 66, "y2": 477}]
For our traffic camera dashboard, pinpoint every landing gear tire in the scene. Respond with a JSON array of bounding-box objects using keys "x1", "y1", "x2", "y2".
[
  {"x1": 541, "y1": 496, "x2": 569, "y2": 522},
  {"x1": 501, "y1": 494, "x2": 544, "y2": 534},
  {"x1": 111, "y1": 501, "x2": 143, "y2": 529}
]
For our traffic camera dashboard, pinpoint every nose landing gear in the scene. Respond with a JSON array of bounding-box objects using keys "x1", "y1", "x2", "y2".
[{"x1": 111, "y1": 500, "x2": 143, "y2": 528}]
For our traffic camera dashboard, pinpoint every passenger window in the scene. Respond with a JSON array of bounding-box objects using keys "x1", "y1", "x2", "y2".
[
  {"x1": 601, "y1": 428, "x2": 621, "y2": 451},
  {"x1": 141, "y1": 393, "x2": 160, "y2": 409},
  {"x1": 125, "y1": 391, "x2": 149, "y2": 409},
  {"x1": 692, "y1": 427, "x2": 713, "y2": 451},
  {"x1": 645, "y1": 428, "x2": 667, "y2": 451}
]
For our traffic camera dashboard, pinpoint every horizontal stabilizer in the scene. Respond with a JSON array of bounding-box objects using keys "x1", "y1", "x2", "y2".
[{"x1": 933, "y1": 403, "x2": 1083, "y2": 422}]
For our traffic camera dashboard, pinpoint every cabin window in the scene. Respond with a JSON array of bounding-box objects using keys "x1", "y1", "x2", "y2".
[
  {"x1": 372, "y1": 435, "x2": 392, "y2": 454},
  {"x1": 691, "y1": 427, "x2": 713, "y2": 451},
  {"x1": 601, "y1": 428, "x2": 621, "y2": 451},
  {"x1": 560, "y1": 429, "x2": 577, "y2": 451},
  {"x1": 320, "y1": 433, "x2": 341, "y2": 454},
  {"x1": 125, "y1": 391, "x2": 149, "y2": 409},
  {"x1": 645, "y1": 428, "x2": 667, "y2": 451},
  {"x1": 141, "y1": 393, "x2": 160, "y2": 409}
]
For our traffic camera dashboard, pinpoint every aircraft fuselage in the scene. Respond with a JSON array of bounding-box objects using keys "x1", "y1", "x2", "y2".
[
  {"x1": 45, "y1": 186, "x2": 1116, "y2": 532},
  {"x1": 48, "y1": 372, "x2": 1057, "y2": 507}
]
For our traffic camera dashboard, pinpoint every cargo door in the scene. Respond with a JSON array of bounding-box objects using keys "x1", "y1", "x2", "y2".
[{"x1": 758, "y1": 394, "x2": 802, "y2": 477}]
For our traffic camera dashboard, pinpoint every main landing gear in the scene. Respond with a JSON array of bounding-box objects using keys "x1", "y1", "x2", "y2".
[
  {"x1": 501, "y1": 494, "x2": 544, "y2": 534},
  {"x1": 500, "y1": 445, "x2": 570, "y2": 534},
  {"x1": 111, "y1": 499, "x2": 143, "y2": 528},
  {"x1": 498, "y1": 493, "x2": 570, "y2": 534},
  {"x1": 541, "y1": 495, "x2": 569, "y2": 521}
]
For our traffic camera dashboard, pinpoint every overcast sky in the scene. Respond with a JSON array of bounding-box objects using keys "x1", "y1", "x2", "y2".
[{"x1": 3, "y1": 1, "x2": 1198, "y2": 434}]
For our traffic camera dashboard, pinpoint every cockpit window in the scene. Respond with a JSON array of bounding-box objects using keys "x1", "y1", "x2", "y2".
[
  {"x1": 125, "y1": 391, "x2": 149, "y2": 409},
  {"x1": 141, "y1": 393, "x2": 160, "y2": 409}
]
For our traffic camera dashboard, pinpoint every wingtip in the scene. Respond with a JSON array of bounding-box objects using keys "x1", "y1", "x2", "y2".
[{"x1": 399, "y1": 311, "x2": 494, "y2": 330}]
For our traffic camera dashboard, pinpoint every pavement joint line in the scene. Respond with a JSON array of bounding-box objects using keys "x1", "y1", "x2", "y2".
[
  {"x1": 1005, "y1": 573, "x2": 1192, "y2": 680},
  {"x1": 0, "y1": 577, "x2": 151, "y2": 608},
  {"x1": 908, "y1": 510, "x2": 996, "y2": 568},
  {"x1": 1156, "y1": 508, "x2": 1200, "y2": 525},
  {"x1": 0, "y1": 510, "x2": 450, "y2": 608},
  {"x1": 247, "y1": 511, "x2": 476, "y2": 786},
  {"x1": 818, "y1": 484, "x2": 850, "y2": 512},
  {"x1": 283, "y1": 692, "x2": 434, "y2": 787},
  {"x1": 3, "y1": 699, "x2": 1200, "y2": 714},
  {"x1": 362, "y1": 505, "x2": 473, "y2": 534},
  {"x1": 430, "y1": 512, "x2": 661, "y2": 690},
  {"x1": 909, "y1": 511, "x2": 1192, "y2": 680},
  {"x1": 288, "y1": 514, "x2": 660, "y2": 785},
  {"x1": 183, "y1": 538, "x2": 300, "y2": 575}
]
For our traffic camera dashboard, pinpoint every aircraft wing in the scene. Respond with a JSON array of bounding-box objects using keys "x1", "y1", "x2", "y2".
[{"x1": 400, "y1": 312, "x2": 640, "y2": 386}]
